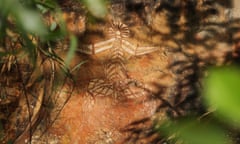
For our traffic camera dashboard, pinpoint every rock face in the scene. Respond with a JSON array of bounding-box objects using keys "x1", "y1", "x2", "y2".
[
  {"x1": 42, "y1": 1, "x2": 175, "y2": 143},
  {"x1": 14, "y1": 0, "x2": 239, "y2": 143},
  {"x1": 52, "y1": 14, "x2": 173, "y2": 144}
]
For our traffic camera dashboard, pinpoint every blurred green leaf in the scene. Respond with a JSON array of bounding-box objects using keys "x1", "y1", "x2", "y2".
[
  {"x1": 204, "y1": 66, "x2": 240, "y2": 127},
  {"x1": 0, "y1": 20, "x2": 5, "y2": 39},
  {"x1": 15, "y1": 8, "x2": 47, "y2": 36},
  {"x1": 65, "y1": 35, "x2": 77, "y2": 67},
  {"x1": 50, "y1": 21, "x2": 58, "y2": 31},
  {"x1": 81, "y1": 0, "x2": 108, "y2": 18},
  {"x1": 157, "y1": 118, "x2": 231, "y2": 144},
  {"x1": 21, "y1": 33, "x2": 37, "y2": 65},
  {"x1": 34, "y1": 0, "x2": 57, "y2": 10},
  {"x1": 0, "y1": 0, "x2": 14, "y2": 14},
  {"x1": 0, "y1": 0, "x2": 48, "y2": 37},
  {"x1": 36, "y1": 4, "x2": 49, "y2": 14}
]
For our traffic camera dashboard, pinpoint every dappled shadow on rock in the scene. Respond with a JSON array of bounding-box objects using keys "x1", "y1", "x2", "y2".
[{"x1": 119, "y1": 0, "x2": 240, "y2": 143}]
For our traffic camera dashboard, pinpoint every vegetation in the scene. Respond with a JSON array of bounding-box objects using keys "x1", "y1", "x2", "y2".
[{"x1": 0, "y1": 0, "x2": 75, "y2": 143}]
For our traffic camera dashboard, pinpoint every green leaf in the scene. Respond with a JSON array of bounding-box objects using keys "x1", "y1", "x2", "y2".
[
  {"x1": 21, "y1": 33, "x2": 37, "y2": 65},
  {"x1": 65, "y1": 35, "x2": 77, "y2": 67},
  {"x1": 82, "y1": 0, "x2": 108, "y2": 18},
  {"x1": 0, "y1": 0, "x2": 48, "y2": 37},
  {"x1": 50, "y1": 21, "x2": 58, "y2": 31},
  {"x1": 157, "y1": 118, "x2": 231, "y2": 144},
  {"x1": 0, "y1": 0, "x2": 14, "y2": 14},
  {"x1": 204, "y1": 66, "x2": 240, "y2": 127},
  {"x1": 34, "y1": 0, "x2": 57, "y2": 9},
  {"x1": 15, "y1": 8, "x2": 48, "y2": 36},
  {"x1": 36, "y1": 4, "x2": 49, "y2": 14}
]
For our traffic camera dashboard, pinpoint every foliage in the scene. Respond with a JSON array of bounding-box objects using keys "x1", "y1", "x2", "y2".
[
  {"x1": 0, "y1": 0, "x2": 79, "y2": 142},
  {"x1": 156, "y1": 65, "x2": 240, "y2": 144},
  {"x1": 0, "y1": 0, "x2": 48, "y2": 37},
  {"x1": 80, "y1": 0, "x2": 108, "y2": 18},
  {"x1": 0, "y1": 0, "x2": 67, "y2": 65},
  {"x1": 157, "y1": 118, "x2": 231, "y2": 144},
  {"x1": 204, "y1": 66, "x2": 240, "y2": 128}
]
